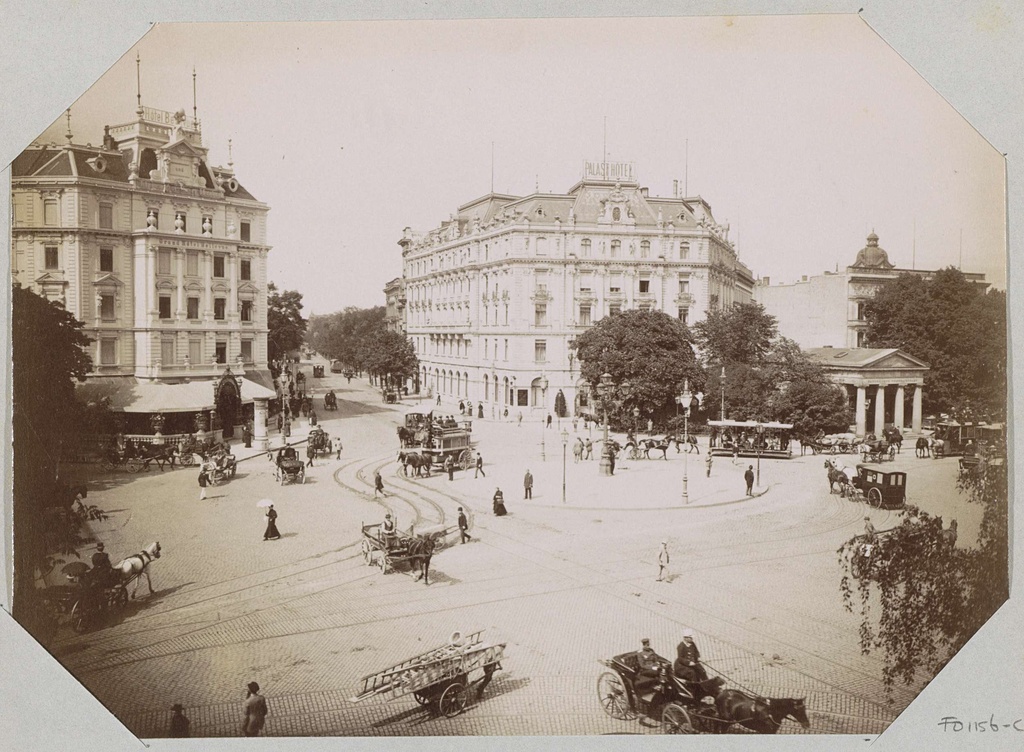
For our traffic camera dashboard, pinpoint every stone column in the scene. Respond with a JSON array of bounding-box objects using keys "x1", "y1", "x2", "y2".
[
  {"x1": 855, "y1": 385, "x2": 867, "y2": 437},
  {"x1": 912, "y1": 384, "x2": 923, "y2": 434},
  {"x1": 874, "y1": 385, "x2": 886, "y2": 435},
  {"x1": 894, "y1": 385, "x2": 906, "y2": 431}
]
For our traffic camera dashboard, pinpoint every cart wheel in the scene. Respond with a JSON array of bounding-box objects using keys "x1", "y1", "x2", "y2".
[
  {"x1": 438, "y1": 682, "x2": 468, "y2": 717},
  {"x1": 361, "y1": 539, "x2": 372, "y2": 564},
  {"x1": 868, "y1": 487, "x2": 883, "y2": 508},
  {"x1": 70, "y1": 601, "x2": 89, "y2": 633},
  {"x1": 662, "y1": 703, "x2": 697, "y2": 734},
  {"x1": 597, "y1": 671, "x2": 635, "y2": 720},
  {"x1": 113, "y1": 587, "x2": 129, "y2": 609},
  {"x1": 628, "y1": 448, "x2": 641, "y2": 461},
  {"x1": 126, "y1": 458, "x2": 143, "y2": 474},
  {"x1": 413, "y1": 691, "x2": 431, "y2": 706},
  {"x1": 850, "y1": 552, "x2": 865, "y2": 580},
  {"x1": 459, "y1": 449, "x2": 472, "y2": 470},
  {"x1": 180, "y1": 453, "x2": 195, "y2": 467}
]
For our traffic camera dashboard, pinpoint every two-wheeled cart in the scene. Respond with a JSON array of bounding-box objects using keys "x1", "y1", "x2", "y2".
[{"x1": 351, "y1": 630, "x2": 506, "y2": 717}]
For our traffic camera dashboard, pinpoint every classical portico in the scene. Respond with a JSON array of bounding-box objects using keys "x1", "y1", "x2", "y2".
[{"x1": 805, "y1": 348, "x2": 930, "y2": 435}]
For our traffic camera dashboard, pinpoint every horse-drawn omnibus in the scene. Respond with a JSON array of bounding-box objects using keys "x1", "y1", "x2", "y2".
[
  {"x1": 708, "y1": 420, "x2": 794, "y2": 459},
  {"x1": 399, "y1": 411, "x2": 476, "y2": 471}
]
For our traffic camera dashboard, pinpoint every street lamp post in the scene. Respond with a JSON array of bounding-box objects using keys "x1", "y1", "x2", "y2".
[
  {"x1": 540, "y1": 373, "x2": 549, "y2": 461},
  {"x1": 720, "y1": 365, "x2": 726, "y2": 421},
  {"x1": 633, "y1": 406, "x2": 640, "y2": 439},
  {"x1": 677, "y1": 380, "x2": 693, "y2": 504},
  {"x1": 561, "y1": 428, "x2": 569, "y2": 503},
  {"x1": 597, "y1": 373, "x2": 614, "y2": 476},
  {"x1": 756, "y1": 422, "x2": 765, "y2": 489}
]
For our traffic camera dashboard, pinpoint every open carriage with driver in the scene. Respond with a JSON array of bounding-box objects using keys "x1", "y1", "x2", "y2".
[
  {"x1": 360, "y1": 521, "x2": 452, "y2": 584},
  {"x1": 323, "y1": 390, "x2": 338, "y2": 411},
  {"x1": 274, "y1": 445, "x2": 306, "y2": 485},
  {"x1": 597, "y1": 643, "x2": 810, "y2": 734},
  {"x1": 858, "y1": 434, "x2": 896, "y2": 463},
  {"x1": 307, "y1": 426, "x2": 334, "y2": 458},
  {"x1": 351, "y1": 629, "x2": 506, "y2": 718}
]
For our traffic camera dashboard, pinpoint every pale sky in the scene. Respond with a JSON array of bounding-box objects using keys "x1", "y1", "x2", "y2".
[{"x1": 34, "y1": 16, "x2": 1006, "y2": 312}]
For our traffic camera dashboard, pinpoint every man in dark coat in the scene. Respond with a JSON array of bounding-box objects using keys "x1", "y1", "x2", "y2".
[
  {"x1": 445, "y1": 454, "x2": 455, "y2": 481},
  {"x1": 458, "y1": 507, "x2": 472, "y2": 543},
  {"x1": 673, "y1": 629, "x2": 707, "y2": 683},
  {"x1": 523, "y1": 469, "x2": 533, "y2": 499},
  {"x1": 306, "y1": 442, "x2": 316, "y2": 468},
  {"x1": 169, "y1": 704, "x2": 191, "y2": 738},
  {"x1": 744, "y1": 465, "x2": 755, "y2": 495}
]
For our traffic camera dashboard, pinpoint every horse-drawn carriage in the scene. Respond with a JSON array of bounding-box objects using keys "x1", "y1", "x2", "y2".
[
  {"x1": 360, "y1": 521, "x2": 450, "y2": 583},
  {"x1": 598, "y1": 647, "x2": 809, "y2": 734},
  {"x1": 398, "y1": 412, "x2": 476, "y2": 474},
  {"x1": 323, "y1": 390, "x2": 338, "y2": 411},
  {"x1": 708, "y1": 420, "x2": 794, "y2": 459},
  {"x1": 274, "y1": 446, "x2": 305, "y2": 485},
  {"x1": 313, "y1": 364, "x2": 325, "y2": 378},
  {"x1": 351, "y1": 629, "x2": 506, "y2": 718},
  {"x1": 307, "y1": 427, "x2": 334, "y2": 458},
  {"x1": 859, "y1": 436, "x2": 896, "y2": 463},
  {"x1": 848, "y1": 465, "x2": 906, "y2": 509},
  {"x1": 803, "y1": 432, "x2": 857, "y2": 455},
  {"x1": 382, "y1": 387, "x2": 400, "y2": 404},
  {"x1": 624, "y1": 436, "x2": 673, "y2": 460}
]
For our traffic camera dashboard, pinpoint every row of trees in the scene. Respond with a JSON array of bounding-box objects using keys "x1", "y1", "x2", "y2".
[
  {"x1": 307, "y1": 307, "x2": 418, "y2": 388},
  {"x1": 267, "y1": 282, "x2": 308, "y2": 371},
  {"x1": 572, "y1": 304, "x2": 852, "y2": 436}
]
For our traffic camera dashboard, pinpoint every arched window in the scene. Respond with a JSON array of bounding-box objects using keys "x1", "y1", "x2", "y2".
[
  {"x1": 640, "y1": 240, "x2": 650, "y2": 258},
  {"x1": 581, "y1": 238, "x2": 592, "y2": 257}
]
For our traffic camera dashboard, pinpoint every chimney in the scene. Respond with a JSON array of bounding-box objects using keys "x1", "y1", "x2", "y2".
[
  {"x1": 641, "y1": 187, "x2": 648, "y2": 197},
  {"x1": 801, "y1": 275, "x2": 808, "y2": 282},
  {"x1": 762, "y1": 276, "x2": 770, "y2": 286},
  {"x1": 673, "y1": 180, "x2": 679, "y2": 197}
]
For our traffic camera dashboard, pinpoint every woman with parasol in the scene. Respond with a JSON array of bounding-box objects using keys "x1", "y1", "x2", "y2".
[{"x1": 258, "y1": 499, "x2": 281, "y2": 541}]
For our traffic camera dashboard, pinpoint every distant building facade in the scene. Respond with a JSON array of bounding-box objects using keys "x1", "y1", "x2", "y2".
[
  {"x1": 399, "y1": 162, "x2": 754, "y2": 414},
  {"x1": 383, "y1": 277, "x2": 406, "y2": 333},
  {"x1": 11, "y1": 104, "x2": 275, "y2": 439},
  {"x1": 754, "y1": 233, "x2": 988, "y2": 349}
]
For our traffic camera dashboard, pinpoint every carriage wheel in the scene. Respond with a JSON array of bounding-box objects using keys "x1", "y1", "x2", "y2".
[
  {"x1": 597, "y1": 671, "x2": 635, "y2": 720},
  {"x1": 179, "y1": 453, "x2": 195, "y2": 467},
  {"x1": 112, "y1": 587, "x2": 129, "y2": 609},
  {"x1": 458, "y1": 449, "x2": 473, "y2": 470},
  {"x1": 829, "y1": 445, "x2": 838, "y2": 455},
  {"x1": 661, "y1": 703, "x2": 697, "y2": 734},
  {"x1": 279, "y1": 473, "x2": 286, "y2": 486},
  {"x1": 126, "y1": 458, "x2": 144, "y2": 474},
  {"x1": 413, "y1": 691, "x2": 431, "y2": 706},
  {"x1": 101, "y1": 459, "x2": 117, "y2": 472},
  {"x1": 70, "y1": 601, "x2": 90, "y2": 633},
  {"x1": 628, "y1": 447, "x2": 641, "y2": 461},
  {"x1": 850, "y1": 552, "x2": 865, "y2": 580},
  {"x1": 438, "y1": 681, "x2": 468, "y2": 717},
  {"x1": 868, "y1": 487, "x2": 884, "y2": 509},
  {"x1": 361, "y1": 539, "x2": 372, "y2": 564}
]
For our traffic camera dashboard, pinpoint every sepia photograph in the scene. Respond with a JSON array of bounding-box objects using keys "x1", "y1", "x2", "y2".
[{"x1": 1, "y1": 2, "x2": 1019, "y2": 749}]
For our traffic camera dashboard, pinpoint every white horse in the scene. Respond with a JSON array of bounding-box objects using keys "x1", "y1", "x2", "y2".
[
  {"x1": 825, "y1": 458, "x2": 857, "y2": 486},
  {"x1": 113, "y1": 541, "x2": 162, "y2": 598}
]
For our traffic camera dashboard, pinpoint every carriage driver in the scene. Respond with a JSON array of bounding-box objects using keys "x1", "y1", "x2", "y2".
[
  {"x1": 380, "y1": 513, "x2": 398, "y2": 549},
  {"x1": 674, "y1": 629, "x2": 708, "y2": 684},
  {"x1": 90, "y1": 543, "x2": 117, "y2": 588}
]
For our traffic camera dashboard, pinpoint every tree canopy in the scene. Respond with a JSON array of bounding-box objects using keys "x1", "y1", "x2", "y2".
[
  {"x1": 572, "y1": 309, "x2": 703, "y2": 427},
  {"x1": 362, "y1": 330, "x2": 419, "y2": 388},
  {"x1": 838, "y1": 461, "x2": 1008, "y2": 694},
  {"x1": 693, "y1": 303, "x2": 851, "y2": 433},
  {"x1": 267, "y1": 282, "x2": 307, "y2": 367},
  {"x1": 309, "y1": 306, "x2": 386, "y2": 372},
  {"x1": 863, "y1": 269, "x2": 1006, "y2": 420}
]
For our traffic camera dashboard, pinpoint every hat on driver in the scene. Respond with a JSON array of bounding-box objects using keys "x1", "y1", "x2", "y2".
[
  {"x1": 683, "y1": 628, "x2": 694, "y2": 638},
  {"x1": 97, "y1": 543, "x2": 105, "y2": 551},
  {"x1": 641, "y1": 638, "x2": 650, "y2": 646}
]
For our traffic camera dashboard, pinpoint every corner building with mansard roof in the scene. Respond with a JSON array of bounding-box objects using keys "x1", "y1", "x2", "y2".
[
  {"x1": 399, "y1": 163, "x2": 754, "y2": 415},
  {"x1": 11, "y1": 105, "x2": 276, "y2": 438}
]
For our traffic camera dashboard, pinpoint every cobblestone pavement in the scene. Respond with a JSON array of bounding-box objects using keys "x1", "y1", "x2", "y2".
[{"x1": 47, "y1": 366, "x2": 975, "y2": 738}]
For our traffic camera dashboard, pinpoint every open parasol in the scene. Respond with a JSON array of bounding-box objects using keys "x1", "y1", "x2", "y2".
[
  {"x1": 256, "y1": 498, "x2": 275, "y2": 508},
  {"x1": 61, "y1": 561, "x2": 91, "y2": 578}
]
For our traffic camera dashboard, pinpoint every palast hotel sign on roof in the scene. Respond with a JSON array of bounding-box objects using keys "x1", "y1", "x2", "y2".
[{"x1": 582, "y1": 160, "x2": 636, "y2": 182}]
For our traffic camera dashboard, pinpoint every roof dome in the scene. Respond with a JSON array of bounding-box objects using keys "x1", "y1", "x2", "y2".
[{"x1": 852, "y1": 232, "x2": 894, "y2": 269}]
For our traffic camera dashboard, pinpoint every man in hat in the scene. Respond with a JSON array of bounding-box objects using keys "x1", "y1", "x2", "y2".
[
  {"x1": 242, "y1": 681, "x2": 268, "y2": 737},
  {"x1": 744, "y1": 465, "x2": 755, "y2": 495},
  {"x1": 657, "y1": 541, "x2": 670, "y2": 581},
  {"x1": 90, "y1": 543, "x2": 115, "y2": 588},
  {"x1": 380, "y1": 512, "x2": 397, "y2": 548},
  {"x1": 458, "y1": 507, "x2": 472, "y2": 544},
  {"x1": 863, "y1": 516, "x2": 877, "y2": 544},
  {"x1": 169, "y1": 703, "x2": 191, "y2": 737},
  {"x1": 674, "y1": 629, "x2": 707, "y2": 683},
  {"x1": 634, "y1": 638, "x2": 663, "y2": 697}
]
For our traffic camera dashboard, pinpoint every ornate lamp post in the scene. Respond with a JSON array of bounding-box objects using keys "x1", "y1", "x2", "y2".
[
  {"x1": 561, "y1": 428, "x2": 570, "y2": 503},
  {"x1": 540, "y1": 372, "x2": 549, "y2": 461},
  {"x1": 676, "y1": 380, "x2": 693, "y2": 504},
  {"x1": 597, "y1": 372, "x2": 615, "y2": 476}
]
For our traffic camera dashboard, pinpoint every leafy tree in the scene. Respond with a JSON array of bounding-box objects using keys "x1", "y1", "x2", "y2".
[
  {"x1": 362, "y1": 329, "x2": 419, "y2": 388},
  {"x1": 572, "y1": 309, "x2": 703, "y2": 427},
  {"x1": 312, "y1": 306, "x2": 386, "y2": 374},
  {"x1": 267, "y1": 282, "x2": 307, "y2": 368},
  {"x1": 692, "y1": 302, "x2": 777, "y2": 366},
  {"x1": 554, "y1": 390, "x2": 568, "y2": 418},
  {"x1": 11, "y1": 286, "x2": 100, "y2": 634},
  {"x1": 863, "y1": 269, "x2": 1006, "y2": 420},
  {"x1": 837, "y1": 460, "x2": 1008, "y2": 695}
]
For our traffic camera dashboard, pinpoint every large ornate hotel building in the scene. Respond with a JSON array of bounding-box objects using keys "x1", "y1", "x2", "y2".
[
  {"x1": 399, "y1": 162, "x2": 755, "y2": 414},
  {"x1": 11, "y1": 103, "x2": 276, "y2": 438}
]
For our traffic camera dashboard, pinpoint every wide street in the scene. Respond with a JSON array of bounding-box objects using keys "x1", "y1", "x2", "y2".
[{"x1": 50, "y1": 362, "x2": 973, "y2": 738}]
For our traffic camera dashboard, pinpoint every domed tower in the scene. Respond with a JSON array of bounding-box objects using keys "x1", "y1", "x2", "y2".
[{"x1": 852, "y1": 232, "x2": 895, "y2": 269}]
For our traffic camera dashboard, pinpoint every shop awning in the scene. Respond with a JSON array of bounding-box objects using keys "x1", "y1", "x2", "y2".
[{"x1": 76, "y1": 376, "x2": 277, "y2": 413}]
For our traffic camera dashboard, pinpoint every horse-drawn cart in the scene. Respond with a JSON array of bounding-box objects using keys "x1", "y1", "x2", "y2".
[
  {"x1": 274, "y1": 446, "x2": 305, "y2": 485},
  {"x1": 848, "y1": 465, "x2": 906, "y2": 509},
  {"x1": 360, "y1": 522, "x2": 452, "y2": 579},
  {"x1": 351, "y1": 629, "x2": 506, "y2": 718}
]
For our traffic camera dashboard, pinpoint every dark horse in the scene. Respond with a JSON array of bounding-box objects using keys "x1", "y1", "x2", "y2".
[
  {"x1": 398, "y1": 451, "x2": 431, "y2": 477},
  {"x1": 715, "y1": 690, "x2": 810, "y2": 734},
  {"x1": 824, "y1": 460, "x2": 850, "y2": 495},
  {"x1": 407, "y1": 534, "x2": 437, "y2": 585},
  {"x1": 883, "y1": 427, "x2": 903, "y2": 454},
  {"x1": 915, "y1": 437, "x2": 931, "y2": 458},
  {"x1": 640, "y1": 438, "x2": 671, "y2": 460},
  {"x1": 137, "y1": 443, "x2": 177, "y2": 471},
  {"x1": 397, "y1": 426, "x2": 414, "y2": 448}
]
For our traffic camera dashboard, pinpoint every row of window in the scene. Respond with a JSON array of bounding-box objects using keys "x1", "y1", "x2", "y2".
[
  {"x1": 40, "y1": 245, "x2": 253, "y2": 280},
  {"x1": 97, "y1": 338, "x2": 253, "y2": 366},
  {"x1": 39, "y1": 199, "x2": 252, "y2": 241},
  {"x1": 155, "y1": 296, "x2": 254, "y2": 322}
]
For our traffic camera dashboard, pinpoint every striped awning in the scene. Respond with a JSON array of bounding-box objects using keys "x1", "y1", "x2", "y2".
[{"x1": 76, "y1": 376, "x2": 276, "y2": 413}]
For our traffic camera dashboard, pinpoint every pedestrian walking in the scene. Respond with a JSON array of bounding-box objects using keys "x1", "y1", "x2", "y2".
[
  {"x1": 276, "y1": 414, "x2": 283, "y2": 433},
  {"x1": 546, "y1": 413, "x2": 552, "y2": 429},
  {"x1": 523, "y1": 469, "x2": 533, "y2": 499},
  {"x1": 584, "y1": 438, "x2": 593, "y2": 460},
  {"x1": 647, "y1": 418, "x2": 654, "y2": 435},
  {"x1": 744, "y1": 465, "x2": 755, "y2": 496},
  {"x1": 336, "y1": 439, "x2": 343, "y2": 460},
  {"x1": 705, "y1": 452, "x2": 713, "y2": 477},
  {"x1": 283, "y1": 419, "x2": 291, "y2": 439},
  {"x1": 478, "y1": 403, "x2": 484, "y2": 419},
  {"x1": 572, "y1": 416, "x2": 579, "y2": 432},
  {"x1": 493, "y1": 488, "x2": 507, "y2": 516},
  {"x1": 573, "y1": 437, "x2": 583, "y2": 464},
  {"x1": 306, "y1": 442, "x2": 315, "y2": 468},
  {"x1": 657, "y1": 541, "x2": 670, "y2": 581},
  {"x1": 242, "y1": 681, "x2": 269, "y2": 737},
  {"x1": 458, "y1": 506, "x2": 472, "y2": 543},
  {"x1": 474, "y1": 452, "x2": 486, "y2": 478},
  {"x1": 263, "y1": 505, "x2": 281, "y2": 540},
  {"x1": 242, "y1": 422, "x2": 252, "y2": 449},
  {"x1": 169, "y1": 704, "x2": 191, "y2": 738},
  {"x1": 437, "y1": 394, "x2": 442, "y2": 406},
  {"x1": 374, "y1": 470, "x2": 387, "y2": 497},
  {"x1": 198, "y1": 467, "x2": 209, "y2": 500},
  {"x1": 445, "y1": 454, "x2": 455, "y2": 481}
]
